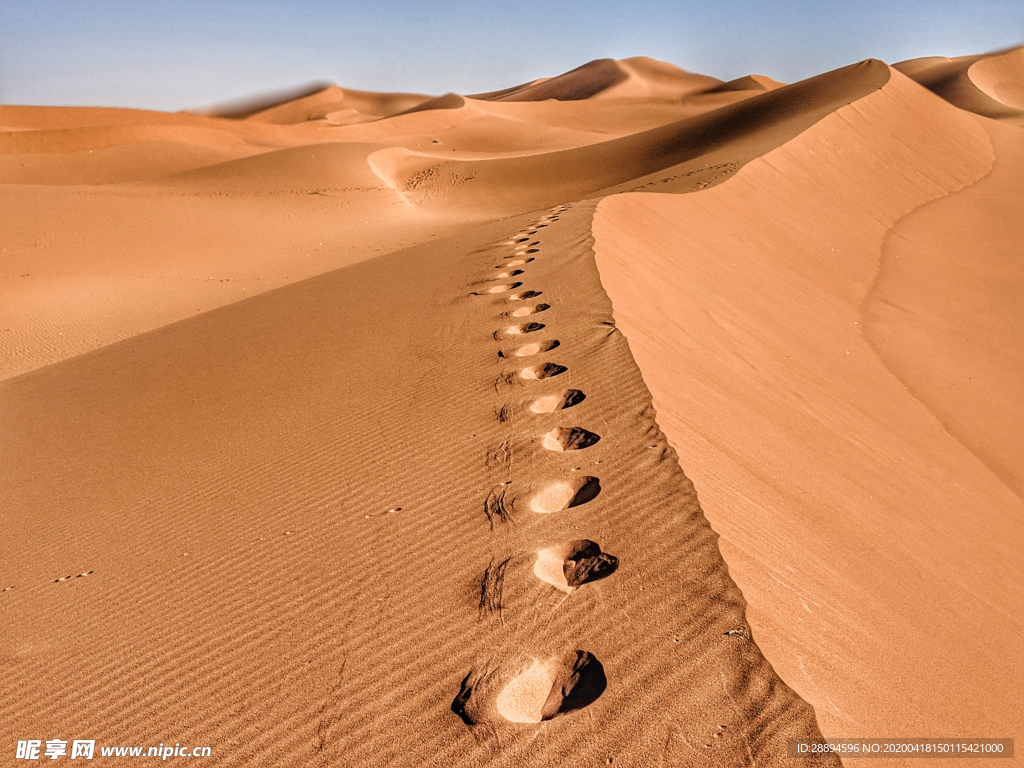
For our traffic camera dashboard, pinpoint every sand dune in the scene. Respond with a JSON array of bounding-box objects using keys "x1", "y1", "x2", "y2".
[
  {"x1": 241, "y1": 84, "x2": 434, "y2": 124},
  {"x1": 896, "y1": 45, "x2": 1024, "y2": 123},
  {"x1": 2, "y1": 48, "x2": 1022, "y2": 766},
  {"x1": 592, "y1": 63, "x2": 1023, "y2": 744},
  {"x1": 472, "y1": 56, "x2": 722, "y2": 102}
]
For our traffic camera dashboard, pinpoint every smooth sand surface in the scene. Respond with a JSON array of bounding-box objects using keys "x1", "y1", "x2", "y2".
[
  {"x1": 3, "y1": 49, "x2": 1022, "y2": 766},
  {"x1": 593, "y1": 63, "x2": 1023, "y2": 749}
]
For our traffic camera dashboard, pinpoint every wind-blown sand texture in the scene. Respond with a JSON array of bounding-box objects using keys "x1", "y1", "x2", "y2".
[{"x1": 2, "y1": 51, "x2": 1022, "y2": 766}]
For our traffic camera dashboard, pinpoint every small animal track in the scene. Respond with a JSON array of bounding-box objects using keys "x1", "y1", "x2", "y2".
[
  {"x1": 542, "y1": 426, "x2": 601, "y2": 451},
  {"x1": 54, "y1": 571, "x2": 93, "y2": 583},
  {"x1": 530, "y1": 389, "x2": 586, "y2": 412},
  {"x1": 530, "y1": 476, "x2": 601, "y2": 513},
  {"x1": 534, "y1": 540, "x2": 619, "y2": 592},
  {"x1": 626, "y1": 161, "x2": 740, "y2": 193},
  {"x1": 519, "y1": 362, "x2": 568, "y2": 381},
  {"x1": 724, "y1": 626, "x2": 750, "y2": 641}
]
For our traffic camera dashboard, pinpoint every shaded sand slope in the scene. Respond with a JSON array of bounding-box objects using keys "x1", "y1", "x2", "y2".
[
  {"x1": 241, "y1": 85, "x2": 433, "y2": 125},
  {"x1": 592, "y1": 66, "x2": 1024, "y2": 743},
  {"x1": 473, "y1": 57, "x2": 722, "y2": 102},
  {"x1": 1, "y1": 206, "x2": 836, "y2": 767}
]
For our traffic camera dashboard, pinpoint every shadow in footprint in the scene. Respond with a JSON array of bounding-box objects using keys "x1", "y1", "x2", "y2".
[
  {"x1": 496, "y1": 652, "x2": 607, "y2": 723},
  {"x1": 545, "y1": 652, "x2": 607, "y2": 720},
  {"x1": 543, "y1": 427, "x2": 601, "y2": 451},
  {"x1": 510, "y1": 291, "x2": 542, "y2": 301},
  {"x1": 506, "y1": 322, "x2": 545, "y2": 336},
  {"x1": 453, "y1": 651, "x2": 607, "y2": 727},
  {"x1": 520, "y1": 362, "x2": 567, "y2": 380},
  {"x1": 514, "y1": 340, "x2": 560, "y2": 357},
  {"x1": 530, "y1": 476, "x2": 600, "y2": 513},
  {"x1": 471, "y1": 282, "x2": 522, "y2": 296},
  {"x1": 530, "y1": 389, "x2": 586, "y2": 412},
  {"x1": 534, "y1": 540, "x2": 619, "y2": 592},
  {"x1": 511, "y1": 303, "x2": 550, "y2": 318}
]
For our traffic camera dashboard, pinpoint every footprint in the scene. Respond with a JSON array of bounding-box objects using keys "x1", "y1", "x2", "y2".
[
  {"x1": 529, "y1": 389, "x2": 586, "y2": 412},
  {"x1": 514, "y1": 340, "x2": 560, "y2": 357},
  {"x1": 510, "y1": 303, "x2": 550, "y2": 317},
  {"x1": 520, "y1": 362, "x2": 567, "y2": 380},
  {"x1": 506, "y1": 322, "x2": 546, "y2": 336},
  {"x1": 499, "y1": 258, "x2": 534, "y2": 267},
  {"x1": 509, "y1": 291, "x2": 542, "y2": 301},
  {"x1": 494, "y1": 269, "x2": 525, "y2": 279},
  {"x1": 486, "y1": 282, "x2": 522, "y2": 294},
  {"x1": 534, "y1": 540, "x2": 619, "y2": 592},
  {"x1": 526, "y1": 249, "x2": 540, "y2": 254},
  {"x1": 530, "y1": 476, "x2": 601, "y2": 513},
  {"x1": 542, "y1": 427, "x2": 601, "y2": 451},
  {"x1": 495, "y1": 652, "x2": 607, "y2": 722}
]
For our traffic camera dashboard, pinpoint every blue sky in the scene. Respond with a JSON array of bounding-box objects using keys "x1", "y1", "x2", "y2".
[{"x1": 0, "y1": 0, "x2": 1021, "y2": 111}]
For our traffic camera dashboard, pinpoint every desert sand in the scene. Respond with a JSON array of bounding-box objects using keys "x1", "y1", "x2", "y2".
[{"x1": 1, "y1": 50, "x2": 1021, "y2": 766}]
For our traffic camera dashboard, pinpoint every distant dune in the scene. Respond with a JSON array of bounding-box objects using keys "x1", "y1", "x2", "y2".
[
  {"x1": 2, "y1": 49, "x2": 1021, "y2": 767},
  {"x1": 896, "y1": 46, "x2": 1024, "y2": 123}
]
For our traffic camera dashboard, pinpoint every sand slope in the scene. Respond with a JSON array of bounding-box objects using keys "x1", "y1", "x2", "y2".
[
  {"x1": 592, "y1": 65, "x2": 1023, "y2": 746},
  {"x1": 1, "y1": 203, "x2": 838, "y2": 767}
]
